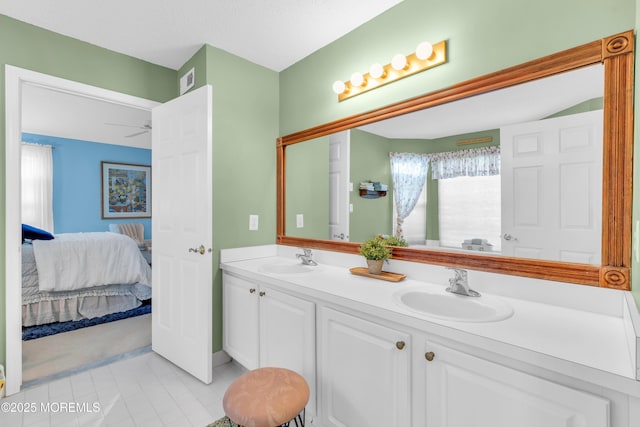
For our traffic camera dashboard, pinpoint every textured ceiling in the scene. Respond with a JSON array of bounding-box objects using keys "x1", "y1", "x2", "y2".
[{"x1": 0, "y1": 0, "x2": 403, "y2": 71}]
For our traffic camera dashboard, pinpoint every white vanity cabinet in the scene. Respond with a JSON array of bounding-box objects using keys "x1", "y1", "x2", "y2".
[
  {"x1": 221, "y1": 253, "x2": 640, "y2": 427},
  {"x1": 318, "y1": 306, "x2": 411, "y2": 427},
  {"x1": 222, "y1": 272, "x2": 317, "y2": 415},
  {"x1": 415, "y1": 341, "x2": 610, "y2": 427}
]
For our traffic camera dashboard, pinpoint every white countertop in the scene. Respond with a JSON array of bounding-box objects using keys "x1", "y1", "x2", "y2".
[{"x1": 220, "y1": 245, "x2": 640, "y2": 396}]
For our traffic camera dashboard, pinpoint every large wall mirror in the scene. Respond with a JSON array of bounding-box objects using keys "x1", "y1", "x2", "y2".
[{"x1": 277, "y1": 31, "x2": 634, "y2": 290}]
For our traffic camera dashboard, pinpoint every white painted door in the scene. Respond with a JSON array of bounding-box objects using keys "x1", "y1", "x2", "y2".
[
  {"x1": 329, "y1": 131, "x2": 350, "y2": 241},
  {"x1": 319, "y1": 307, "x2": 410, "y2": 427},
  {"x1": 423, "y1": 341, "x2": 610, "y2": 427},
  {"x1": 259, "y1": 285, "x2": 316, "y2": 416},
  {"x1": 152, "y1": 85, "x2": 213, "y2": 383},
  {"x1": 500, "y1": 110, "x2": 602, "y2": 263}
]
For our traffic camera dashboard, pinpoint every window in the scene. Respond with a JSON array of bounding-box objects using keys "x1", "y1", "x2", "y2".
[
  {"x1": 438, "y1": 175, "x2": 501, "y2": 252},
  {"x1": 21, "y1": 143, "x2": 54, "y2": 232}
]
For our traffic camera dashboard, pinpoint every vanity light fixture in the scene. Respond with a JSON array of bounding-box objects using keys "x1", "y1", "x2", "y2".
[
  {"x1": 391, "y1": 53, "x2": 408, "y2": 71},
  {"x1": 332, "y1": 39, "x2": 447, "y2": 101}
]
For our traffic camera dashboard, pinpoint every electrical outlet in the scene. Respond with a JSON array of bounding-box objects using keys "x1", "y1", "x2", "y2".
[
  {"x1": 249, "y1": 214, "x2": 259, "y2": 231},
  {"x1": 296, "y1": 214, "x2": 304, "y2": 228}
]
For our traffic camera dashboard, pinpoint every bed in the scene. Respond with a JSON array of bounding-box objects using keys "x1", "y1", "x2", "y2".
[{"x1": 22, "y1": 231, "x2": 152, "y2": 327}]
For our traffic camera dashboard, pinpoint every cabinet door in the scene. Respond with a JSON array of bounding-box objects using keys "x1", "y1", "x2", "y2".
[
  {"x1": 423, "y1": 341, "x2": 610, "y2": 427},
  {"x1": 259, "y1": 286, "x2": 316, "y2": 416},
  {"x1": 222, "y1": 273, "x2": 259, "y2": 370},
  {"x1": 319, "y1": 307, "x2": 411, "y2": 427}
]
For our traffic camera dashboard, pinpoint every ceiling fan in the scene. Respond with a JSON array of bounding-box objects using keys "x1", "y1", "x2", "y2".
[{"x1": 104, "y1": 120, "x2": 152, "y2": 137}]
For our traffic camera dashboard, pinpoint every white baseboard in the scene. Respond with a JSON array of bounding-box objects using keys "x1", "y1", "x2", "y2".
[{"x1": 212, "y1": 350, "x2": 232, "y2": 368}]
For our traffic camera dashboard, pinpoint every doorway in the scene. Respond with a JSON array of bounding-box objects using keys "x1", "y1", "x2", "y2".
[{"x1": 5, "y1": 65, "x2": 160, "y2": 395}]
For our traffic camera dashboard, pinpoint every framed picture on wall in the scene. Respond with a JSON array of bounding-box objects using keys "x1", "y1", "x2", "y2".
[{"x1": 101, "y1": 161, "x2": 151, "y2": 218}]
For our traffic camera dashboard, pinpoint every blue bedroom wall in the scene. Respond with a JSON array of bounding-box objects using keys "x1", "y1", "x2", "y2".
[{"x1": 21, "y1": 133, "x2": 152, "y2": 239}]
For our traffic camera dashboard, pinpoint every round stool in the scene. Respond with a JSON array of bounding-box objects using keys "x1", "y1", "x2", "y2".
[{"x1": 223, "y1": 367, "x2": 310, "y2": 427}]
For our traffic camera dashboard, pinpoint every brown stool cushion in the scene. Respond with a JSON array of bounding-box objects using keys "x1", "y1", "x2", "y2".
[{"x1": 223, "y1": 367, "x2": 310, "y2": 427}]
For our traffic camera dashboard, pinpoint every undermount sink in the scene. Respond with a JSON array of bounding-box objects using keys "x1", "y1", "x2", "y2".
[
  {"x1": 260, "y1": 261, "x2": 319, "y2": 274},
  {"x1": 393, "y1": 287, "x2": 513, "y2": 322}
]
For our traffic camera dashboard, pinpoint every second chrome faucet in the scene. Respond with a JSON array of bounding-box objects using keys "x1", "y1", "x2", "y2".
[
  {"x1": 446, "y1": 267, "x2": 480, "y2": 297},
  {"x1": 296, "y1": 248, "x2": 318, "y2": 266}
]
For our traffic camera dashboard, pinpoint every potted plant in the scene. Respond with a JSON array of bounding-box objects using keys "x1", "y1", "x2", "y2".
[
  {"x1": 359, "y1": 236, "x2": 392, "y2": 274},
  {"x1": 381, "y1": 235, "x2": 408, "y2": 247}
]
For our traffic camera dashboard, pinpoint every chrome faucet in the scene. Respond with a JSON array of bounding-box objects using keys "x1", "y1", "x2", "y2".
[
  {"x1": 446, "y1": 268, "x2": 480, "y2": 297},
  {"x1": 296, "y1": 248, "x2": 318, "y2": 266}
]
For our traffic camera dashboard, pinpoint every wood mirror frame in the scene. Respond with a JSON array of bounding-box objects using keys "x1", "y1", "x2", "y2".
[{"x1": 276, "y1": 30, "x2": 634, "y2": 290}]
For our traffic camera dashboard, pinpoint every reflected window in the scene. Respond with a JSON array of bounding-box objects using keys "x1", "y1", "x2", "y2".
[{"x1": 438, "y1": 175, "x2": 501, "y2": 252}]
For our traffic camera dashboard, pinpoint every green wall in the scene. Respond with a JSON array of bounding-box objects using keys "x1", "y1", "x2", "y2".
[
  {"x1": 0, "y1": 15, "x2": 177, "y2": 371},
  {"x1": 350, "y1": 129, "x2": 393, "y2": 242},
  {"x1": 178, "y1": 45, "x2": 279, "y2": 352},
  {"x1": 279, "y1": 0, "x2": 634, "y2": 134},
  {"x1": 285, "y1": 137, "x2": 330, "y2": 239}
]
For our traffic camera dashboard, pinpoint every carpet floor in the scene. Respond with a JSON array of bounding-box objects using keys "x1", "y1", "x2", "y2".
[
  {"x1": 22, "y1": 313, "x2": 151, "y2": 384},
  {"x1": 22, "y1": 300, "x2": 151, "y2": 340}
]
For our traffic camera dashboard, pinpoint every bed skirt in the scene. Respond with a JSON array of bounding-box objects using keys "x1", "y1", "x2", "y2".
[{"x1": 22, "y1": 295, "x2": 142, "y2": 327}]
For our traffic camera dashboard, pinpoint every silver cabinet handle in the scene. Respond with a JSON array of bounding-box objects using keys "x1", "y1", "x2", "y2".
[{"x1": 502, "y1": 233, "x2": 518, "y2": 241}]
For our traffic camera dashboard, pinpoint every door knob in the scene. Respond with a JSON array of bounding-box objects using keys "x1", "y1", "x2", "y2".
[
  {"x1": 249, "y1": 288, "x2": 256, "y2": 294},
  {"x1": 395, "y1": 341, "x2": 406, "y2": 350},
  {"x1": 259, "y1": 291, "x2": 266, "y2": 297},
  {"x1": 425, "y1": 351, "x2": 435, "y2": 362},
  {"x1": 502, "y1": 233, "x2": 518, "y2": 241},
  {"x1": 188, "y1": 245, "x2": 212, "y2": 255}
]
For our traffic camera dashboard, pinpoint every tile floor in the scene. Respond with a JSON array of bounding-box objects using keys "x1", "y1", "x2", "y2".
[{"x1": 0, "y1": 350, "x2": 246, "y2": 427}]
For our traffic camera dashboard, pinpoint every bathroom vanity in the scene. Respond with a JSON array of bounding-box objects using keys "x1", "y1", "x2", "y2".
[{"x1": 221, "y1": 245, "x2": 640, "y2": 427}]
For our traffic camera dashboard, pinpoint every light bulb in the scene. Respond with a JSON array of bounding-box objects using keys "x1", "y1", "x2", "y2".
[
  {"x1": 350, "y1": 72, "x2": 365, "y2": 87},
  {"x1": 391, "y1": 54, "x2": 407, "y2": 71},
  {"x1": 332, "y1": 80, "x2": 346, "y2": 94},
  {"x1": 416, "y1": 41, "x2": 434, "y2": 60},
  {"x1": 369, "y1": 63, "x2": 385, "y2": 79}
]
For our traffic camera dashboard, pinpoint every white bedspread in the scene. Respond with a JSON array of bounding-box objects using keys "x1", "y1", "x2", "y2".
[{"x1": 33, "y1": 232, "x2": 152, "y2": 292}]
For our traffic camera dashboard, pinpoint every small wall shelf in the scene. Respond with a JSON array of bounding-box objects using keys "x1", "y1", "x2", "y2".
[{"x1": 359, "y1": 189, "x2": 387, "y2": 199}]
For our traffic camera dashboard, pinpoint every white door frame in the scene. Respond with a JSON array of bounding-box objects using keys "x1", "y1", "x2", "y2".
[{"x1": 4, "y1": 65, "x2": 159, "y2": 395}]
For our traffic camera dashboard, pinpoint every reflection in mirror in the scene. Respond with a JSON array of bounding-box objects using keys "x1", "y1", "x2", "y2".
[{"x1": 286, "y1": 64, "x2": 605, "y2": 265}]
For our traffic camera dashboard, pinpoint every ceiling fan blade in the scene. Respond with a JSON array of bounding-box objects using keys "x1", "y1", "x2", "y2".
[
  {"x1": 125, "y1": 130, "x2": 149, "y2": 138},
  {"x1": 105, "y1": 122, "x2": 144, "y2": 129}
]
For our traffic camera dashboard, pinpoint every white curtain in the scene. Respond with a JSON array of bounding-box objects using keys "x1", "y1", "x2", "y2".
[
  {"x1": 430, "y1": 146, "x2": 500, "y2": 179},
  {"x1": 21, "y1": 143, "x2": 54, "y2": 232},
  {"x1": 389, "y1": 152, "x2": 429, "y2": 239}
]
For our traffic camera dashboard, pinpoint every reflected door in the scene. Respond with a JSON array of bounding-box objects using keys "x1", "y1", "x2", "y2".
[
  {"x1": 329, "y1": 131, "x2": 350, "y2": 241},
  {"x1": 500, "y1": 110, "x2": 603, "y2": 263}
]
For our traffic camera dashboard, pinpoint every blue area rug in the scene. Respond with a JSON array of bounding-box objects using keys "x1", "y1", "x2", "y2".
[{"x1": 22, "y1": 301, "x2": 151, "y2": 341}]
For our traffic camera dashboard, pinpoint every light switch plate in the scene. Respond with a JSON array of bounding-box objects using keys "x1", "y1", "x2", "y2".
[
  {"x1": 249, "y1": 214, "x2": 259, "y2": 231},
  {"x1": 296, "y1": 214, "x2": 304, "y2": 228}
]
